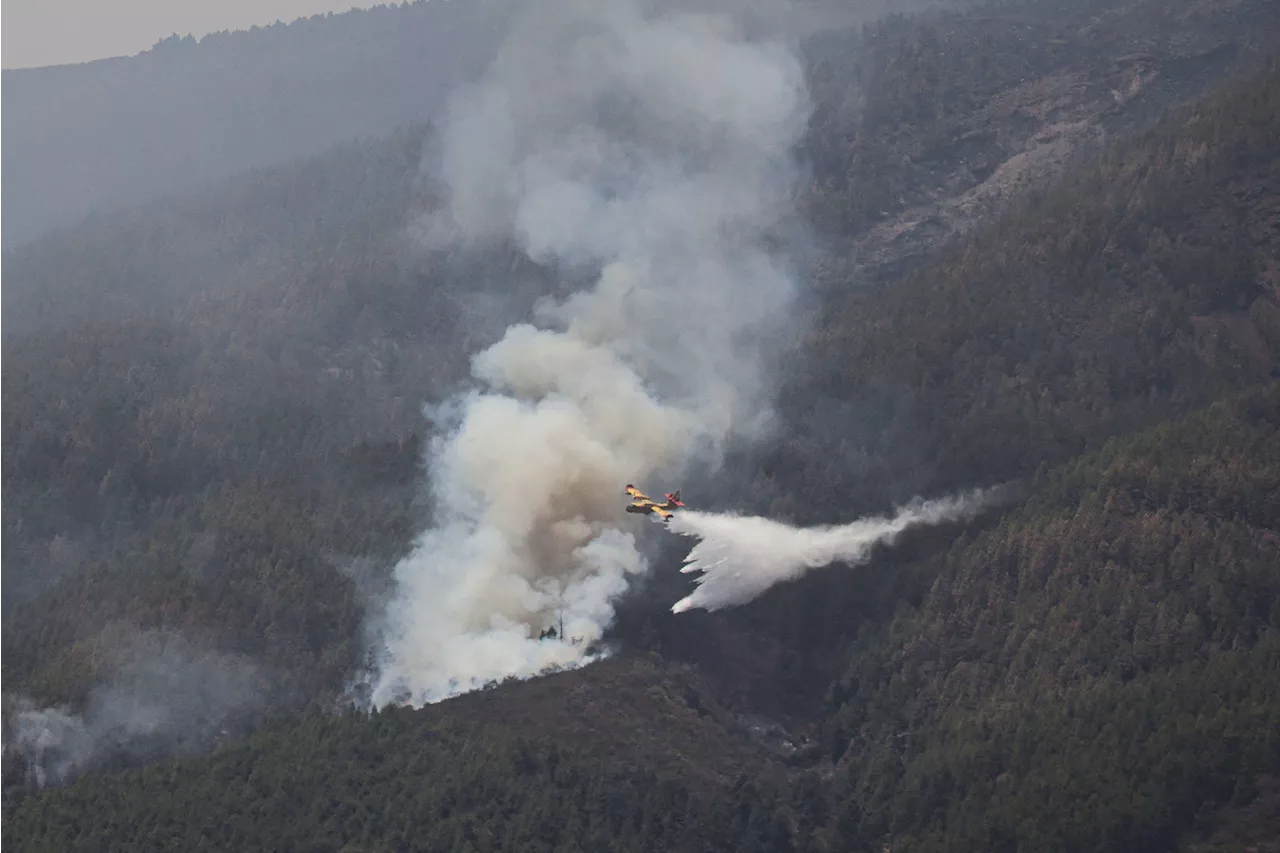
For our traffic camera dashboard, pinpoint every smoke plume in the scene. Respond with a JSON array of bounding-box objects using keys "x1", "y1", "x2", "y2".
[
  {"x1": 365, "y1": 0, "x2": 811, "y2": 707},
  {"x1": 668, "y1": 488, "x2": 1005, "y2": 613},
  {"x1": 3, "y1": 631, "x2": 269, "y2": 787}
]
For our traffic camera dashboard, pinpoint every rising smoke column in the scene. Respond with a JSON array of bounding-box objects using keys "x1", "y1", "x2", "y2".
[
  {"x1": 365, "y1": 0, "x2": 811, "y2": 707},
  {"x1": 667, "y1": 489, "x2": 1005, "y2": 613}
]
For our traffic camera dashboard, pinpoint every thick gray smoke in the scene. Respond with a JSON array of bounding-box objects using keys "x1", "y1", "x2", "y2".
[
  {"x1": 668, "y1": 489, "x2": 1004, "y2": 613},
  {"x1": 366, "y1": 0, "x2": 811, "y2": 707},
  {"x1": 3, "y1": 632, "x2": 269, "y2": 787}
]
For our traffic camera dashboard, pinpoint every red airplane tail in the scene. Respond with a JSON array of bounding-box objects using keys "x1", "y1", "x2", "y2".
[{"x1": 665, "y1": 490, "x2": 684, "y2": 507}]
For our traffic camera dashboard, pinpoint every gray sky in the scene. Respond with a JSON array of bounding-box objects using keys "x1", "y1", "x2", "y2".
[{"x1": 2, "y1": 0, "x2": 381, "y2": 69}]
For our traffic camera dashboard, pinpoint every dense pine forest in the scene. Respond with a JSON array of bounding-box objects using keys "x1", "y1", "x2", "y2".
[{"x1": 4, "y1": 0, "x2": 1280, "y2": 850}]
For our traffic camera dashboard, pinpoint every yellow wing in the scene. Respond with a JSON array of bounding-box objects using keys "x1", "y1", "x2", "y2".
[{"x1": 626, "y1": 485, "x2": 653, "y2": 503}]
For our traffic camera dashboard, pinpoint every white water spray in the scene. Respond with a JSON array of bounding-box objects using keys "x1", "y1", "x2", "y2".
[{"x1": 668, "y1": 489, "x2": 1004, "y2": 613}]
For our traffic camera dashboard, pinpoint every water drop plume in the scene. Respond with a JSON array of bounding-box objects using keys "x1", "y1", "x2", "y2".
[{"x1": 668, "y1": 488, "x2": 1006, "y2": 614}]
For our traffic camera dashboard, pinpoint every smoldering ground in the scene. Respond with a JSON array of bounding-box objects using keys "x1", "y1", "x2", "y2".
[{"x1": 362, "y1": 0, "x2": 815, "y2": 707}]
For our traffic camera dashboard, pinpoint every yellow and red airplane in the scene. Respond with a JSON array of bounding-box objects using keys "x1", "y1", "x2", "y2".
[{"x1": 625, "y1": 484, "x2": 685, "y2": 522}]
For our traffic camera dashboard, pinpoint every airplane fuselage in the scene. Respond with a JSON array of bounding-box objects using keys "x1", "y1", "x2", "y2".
[{"x1": 624, "y1": 484, "x2": 682, "y2": 521}]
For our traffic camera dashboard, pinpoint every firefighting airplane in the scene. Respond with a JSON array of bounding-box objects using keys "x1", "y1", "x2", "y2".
[{"x1": 625, "y1": 484, "x2": 685, "y2": 522}]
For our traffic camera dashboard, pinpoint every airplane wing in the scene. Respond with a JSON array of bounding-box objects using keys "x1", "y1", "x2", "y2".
[{"x1": 625, "y1": 485, "x2": 653, "y2": 502}]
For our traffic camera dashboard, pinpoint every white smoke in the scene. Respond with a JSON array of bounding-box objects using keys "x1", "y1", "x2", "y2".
[
  {"x1": 365, "y1": 0, "x2": 811, "y2": 707},
  {"x1": 668, "y1": 489, "x2": 1004, "y2": 614},
  {"x1": 3, "y1": 632, "x2": 269, "y2": 787},
  {"x1": 4, "y1": 700, "x2": 97, "y2": 788}
]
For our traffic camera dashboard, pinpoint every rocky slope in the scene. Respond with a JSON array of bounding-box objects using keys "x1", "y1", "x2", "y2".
[{"x1": 812, "y1": 0, "x2": 1280, "y2": 285}]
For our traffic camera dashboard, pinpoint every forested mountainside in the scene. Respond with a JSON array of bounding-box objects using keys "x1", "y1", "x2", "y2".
[
  {"x1": 7, "y1": 0, "x2": 1275, "y2": 340},
  {"x1": 762, "y1": 51, "x2": 1280, "y2": 520},
  {"x1": 7, "y1": 384, "x2": 1279, "y2": 852},
  {"x1": 4, "y1": 658, "x2": 798, "y2": 853},
  {"x1": 821, "y1": 381, "x2": 1280, "y2": 852},
  {"x1": 1, "y1": 126, "x2": 432, "y2": 339},
  {"x1": 5, "y1": 0, "x2": 1280, "y2": 850},
  {"x1": 801, "y1": 0, "x2": 1280, "y2": 283}
]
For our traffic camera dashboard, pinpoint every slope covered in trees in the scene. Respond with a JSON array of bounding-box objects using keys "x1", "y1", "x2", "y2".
[
  {"x1": 758, "y1": 52, "x2": 1280, "y2": 521},
  {"x1": 5, "y1": 2, "x2": 1280, "y2": 850},
  {"x1": 7, "y1": 385, "x2": 1277, "y2": 852},
  {"x1": 8, "y1": 0, "x2": 1276, "y2": 339},
  {"x1": 801, "y1": 0, "x2": 1280, "y2": 282},
  {"x1": 4, "y1": 658, "x2": 801, "y2": 853},
  {"x1": 821, "y1": 381, "x2": 1280, "y2": 852},
  {"x1": 2, "y1": 126, "x2": 431, "y2": 339}
]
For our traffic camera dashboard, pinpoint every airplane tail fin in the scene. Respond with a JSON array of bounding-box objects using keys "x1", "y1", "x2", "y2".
[{"x1": 666, "y1": 490, "x2": 684, "y2": 507}]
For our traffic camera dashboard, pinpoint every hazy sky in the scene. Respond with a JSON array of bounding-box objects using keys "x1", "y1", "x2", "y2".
[{"x1": 2, "y1": 0, "x2": 383, "y2": 69}]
